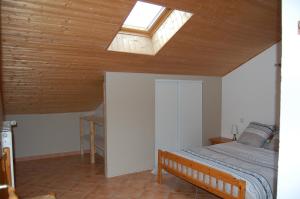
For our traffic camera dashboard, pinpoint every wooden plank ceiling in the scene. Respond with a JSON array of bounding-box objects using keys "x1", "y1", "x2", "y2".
[{"x1": 1, "y1": 0, "x2": 281, "y2": 114}]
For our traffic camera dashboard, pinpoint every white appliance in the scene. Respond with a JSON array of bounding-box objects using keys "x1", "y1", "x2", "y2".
[
  {"x1": 154, "y1": 80, "x2": 203, "y2": 171},
  {"x1": 1, "y1": 121, "x2": 17, "y2": 188}
]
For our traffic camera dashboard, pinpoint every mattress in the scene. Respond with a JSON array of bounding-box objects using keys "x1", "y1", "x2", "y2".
[{"x1": 173, "y1": 142, "x2": 278, "y2": 199}]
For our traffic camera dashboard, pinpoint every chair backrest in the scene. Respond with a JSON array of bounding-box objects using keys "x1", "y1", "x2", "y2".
[
  {"x1": 0, "y1": 148, "x2": 18, "y2": 199},
  {"x1": 1, "y1": 147, "x2": 55, "y2": 199}
]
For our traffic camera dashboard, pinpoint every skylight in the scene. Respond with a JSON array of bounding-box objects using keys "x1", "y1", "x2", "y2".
[
  {"x1": 122, "y1": 1, "x2": 166, "y2": 31},
  {"x1": 108, "y1": 2, "x2": 193, "y2": 55}
]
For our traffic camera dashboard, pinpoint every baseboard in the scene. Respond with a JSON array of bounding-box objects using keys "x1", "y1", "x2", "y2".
[{"x1": 15, "y1": 150, "x2": 90, "y2": 162}]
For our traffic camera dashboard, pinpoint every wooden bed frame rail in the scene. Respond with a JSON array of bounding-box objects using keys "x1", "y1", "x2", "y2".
[{"x1": 157, "y1": 150, "x2": 246, "y2": 199}]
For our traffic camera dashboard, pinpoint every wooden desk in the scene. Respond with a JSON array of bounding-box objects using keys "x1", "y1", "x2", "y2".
[
  {"x1": 209, "y1": 137, "x2": 232, "y2": 145},
  {"x1": 80, "y1": 116, "x2": 104, "y2": 164}
]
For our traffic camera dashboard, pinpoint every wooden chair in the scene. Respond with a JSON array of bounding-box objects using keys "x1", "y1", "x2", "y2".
[
  {"x1": 25, "y1": 193, "x2": 56, "y2": 199},
  {"x1": 8, "y1": 187, "x2": 18, "y2": 199},
  {"x1": 1, "y1": 147, "x2": 56, "y2": 199},
  {"x1": 1, "y1": 147, "x2": 16, "y2": 199}
]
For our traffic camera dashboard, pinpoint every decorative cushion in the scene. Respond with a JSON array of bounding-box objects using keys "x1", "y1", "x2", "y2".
[
  {"x1": 237, "y1": 122, "x2": 275, "y2": 147},
  {"x1": 263, "y1": 132, "x2": 279, "y2": 152}
]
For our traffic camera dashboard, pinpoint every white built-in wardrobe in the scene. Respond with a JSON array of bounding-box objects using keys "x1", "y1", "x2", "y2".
[{"x1": 154, "y1": 79, "x2": 203, "y2": 169}]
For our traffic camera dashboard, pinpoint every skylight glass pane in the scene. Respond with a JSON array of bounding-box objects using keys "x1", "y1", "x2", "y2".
[{"x1": 123, "y1": 1, "x2": 165, "y2": 31}]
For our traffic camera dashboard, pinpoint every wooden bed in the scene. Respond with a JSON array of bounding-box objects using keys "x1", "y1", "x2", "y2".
[{"x1": 157, "y1": 150, "x2": 246, "y2": 199}]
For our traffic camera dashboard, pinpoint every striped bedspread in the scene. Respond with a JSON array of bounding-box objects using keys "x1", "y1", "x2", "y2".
[{"x1": 174, "y1": 142, "x2": 278, "y2": 199}]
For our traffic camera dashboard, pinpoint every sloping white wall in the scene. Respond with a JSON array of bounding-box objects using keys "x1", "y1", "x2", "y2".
[
  {"x1": 105, "y1": 72, "x2": 222, "y2": 177},
  {"x1": 222, "y1": 43, "x2": 281, "y2": 138},
  {"x1": 6, "y1": 105, "x2": 103, "y2": 158}
]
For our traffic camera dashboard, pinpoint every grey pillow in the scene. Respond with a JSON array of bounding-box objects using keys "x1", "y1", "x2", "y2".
[
  {"x1": 237, "y1": 122, "x2": 275, "y2": 147},
  {"x1": 263, "y1": 133, "x2": 279, "y2": 152}
]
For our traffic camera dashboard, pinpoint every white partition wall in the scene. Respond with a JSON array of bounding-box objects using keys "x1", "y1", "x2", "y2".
[
  {"x1": 155, "y1": 80, "x2": 203, "y2": 170},
  {"x1": 105, "y1": 72, "x2": 220, "y2": 177}
]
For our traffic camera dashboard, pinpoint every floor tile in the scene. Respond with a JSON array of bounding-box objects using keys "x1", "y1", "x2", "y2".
[{"x1": 15, "y1": 154, "x2": 220, "y2": 199}]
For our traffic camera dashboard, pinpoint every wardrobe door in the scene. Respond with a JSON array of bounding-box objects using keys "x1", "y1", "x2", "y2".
[
  {"x1": 155, "y1": 80, "x2": 179, "y2": 168},
  {"x1": 179, "y1": 81, "x2": 203, "y2": 149}
]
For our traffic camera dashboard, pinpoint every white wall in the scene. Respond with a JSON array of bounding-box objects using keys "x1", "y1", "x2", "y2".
[
  {"x1": 105, "y1": 72, "x2": 222, "y2": 177},
  {"x1": 277, "y1": 1, "x2": 300, "y2": 198},
  {"x1": 6, "y1": 105, "x2": 103, "y2": 158},
  {"x1": 221, "y1": 43, "x2": 281, "y2": 138}
]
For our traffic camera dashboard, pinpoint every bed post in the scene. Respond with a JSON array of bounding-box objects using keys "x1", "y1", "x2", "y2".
[
  {"x1": 239, "y1": 180, "x2": 246, "y2": 199},
  {"x1": 157, "y1": 150, "x2": 162, "y2": 184}
]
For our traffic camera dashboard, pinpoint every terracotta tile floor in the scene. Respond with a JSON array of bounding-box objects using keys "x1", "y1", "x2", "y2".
[{"x1": 15, "y1": 154, "x2": 220, "y2": 199}]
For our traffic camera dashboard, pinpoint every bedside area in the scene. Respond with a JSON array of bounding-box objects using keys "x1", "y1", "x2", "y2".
[{"x1": 209, "y1": 137, "x2": 233, "y2": 145}]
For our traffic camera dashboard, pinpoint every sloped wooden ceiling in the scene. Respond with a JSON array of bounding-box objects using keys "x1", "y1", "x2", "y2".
[{"x1": 1, "y1": 0, "x2": 281, "y2": 114}]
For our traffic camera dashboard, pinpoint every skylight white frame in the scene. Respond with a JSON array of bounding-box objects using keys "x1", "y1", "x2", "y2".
[
  {"x1": 122, "y1": 1, "x2": 166, "y2": 31},
  {"x1": 121, "y1": 1, "x2": 173, "y2": 36}
]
